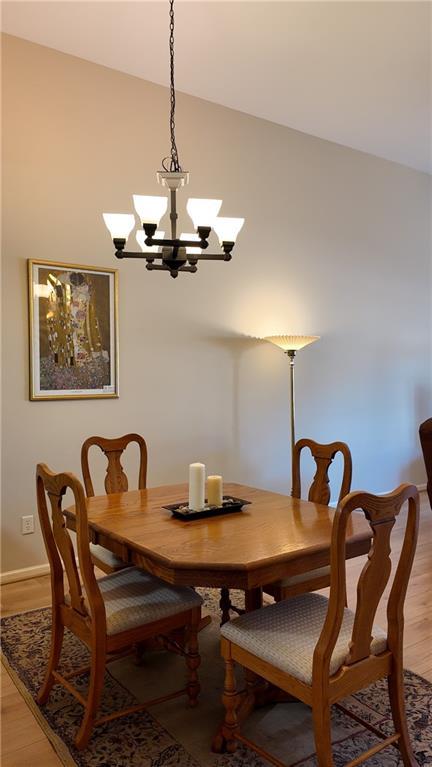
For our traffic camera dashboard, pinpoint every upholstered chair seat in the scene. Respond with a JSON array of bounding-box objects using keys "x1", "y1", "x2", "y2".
[
  {"x1": 92, "y1": 567, "x2": 202, "y2": 635},
  {"x1": 66, "y1": 566, "x2": 203, "y2": 636},
  {"x1": 221, "y1": 592, "x2": 387, "y2": 686},
  {"x1": 89, "y1": 543, "x2": 126, "y2": 572}
]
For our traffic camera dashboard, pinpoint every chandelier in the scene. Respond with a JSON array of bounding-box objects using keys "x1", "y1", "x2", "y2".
[{"x1": 102, "y1": 0, "x2": 244, "y2": 278}]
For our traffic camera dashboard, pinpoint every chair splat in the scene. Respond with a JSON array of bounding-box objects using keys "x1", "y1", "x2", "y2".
[
  {"x1": 81, "y1": 434, "x2": 147, "y2": 498},
  {"x1": 103, "y1": 449, "x2": 129, "y2": 494},
  {"x1": 48, "y1": 488, "x2": 87, "y2": 616},
  {"x1": 346, "y1": 514, "x2": 395, "y2": 665},
  {"x1": 292, "y1": 439, "x2": 352, "y2": 506}
]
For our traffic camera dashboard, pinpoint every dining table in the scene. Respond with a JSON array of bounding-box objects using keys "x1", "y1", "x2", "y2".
[
  {"x1": 64, "y1": 480, "x2": 372, "y2": 744},
  {"x1": 64, "y1": 481, "x2": 371, "y2": 612}
]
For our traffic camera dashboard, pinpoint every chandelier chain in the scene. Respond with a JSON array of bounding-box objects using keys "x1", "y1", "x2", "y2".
[{"x1": 162, "y1": 0, "x2": 181, "y2": 172}]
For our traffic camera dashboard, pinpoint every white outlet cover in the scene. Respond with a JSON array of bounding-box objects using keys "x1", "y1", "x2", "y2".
[{"x1": 21, "y1": 515, "x2": 34, "y2": 534}]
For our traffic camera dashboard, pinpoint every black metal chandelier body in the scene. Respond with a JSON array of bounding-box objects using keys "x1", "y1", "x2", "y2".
[
  {"x1": 112, "y1": 174, "x2": 236, "y2": 279},
  {"x1": 103, "y1": 0, "x2": 244, "y2": 278}
]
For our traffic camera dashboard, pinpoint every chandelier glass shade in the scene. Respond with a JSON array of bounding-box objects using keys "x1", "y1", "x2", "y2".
[
  {"x1": 186, "y1": 198, "x2": 222, "y2": 229},
  {"x1": 102, "y1": 0, "x2": 244, "y2": 278},
  {"x1": 102, "y1": 213, "x2": 135, "y2": 241},
  {"x1": 133, "y1": 195, "x2": 168, "y2": 225}
]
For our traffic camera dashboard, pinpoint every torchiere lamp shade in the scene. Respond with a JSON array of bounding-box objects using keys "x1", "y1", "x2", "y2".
[{"x1": 264, "y1": 335, "x2": 320, "y2": 352}]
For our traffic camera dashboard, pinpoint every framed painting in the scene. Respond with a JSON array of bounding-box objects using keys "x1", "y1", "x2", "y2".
[{"x1": 28, "y1": 259, "x2": 119, "y2": 400}]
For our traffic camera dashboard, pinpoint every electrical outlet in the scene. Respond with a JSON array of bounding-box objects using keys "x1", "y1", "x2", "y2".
[{"x1": 21, "y1": 515, "x2": 34, "y2": 535}]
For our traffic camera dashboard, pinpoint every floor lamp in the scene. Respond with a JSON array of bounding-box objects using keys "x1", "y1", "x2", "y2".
[{"x1": 263, "y1": 335, "x2": 320, "y2": 486}]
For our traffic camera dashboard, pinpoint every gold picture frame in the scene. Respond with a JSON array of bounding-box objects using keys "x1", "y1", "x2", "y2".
[{"x1": 28, "y1": 259, "x2": 119, "y2": 400}]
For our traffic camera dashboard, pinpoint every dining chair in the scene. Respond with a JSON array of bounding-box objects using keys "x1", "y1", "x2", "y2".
[
  {"x1": 419, "y1": 418, "x2": 432, "y2": 508},
  {"x1": 264, "y1": 438, "x2": 352, "y2": 601},
  {"x1": 36, "y1": 463, "x2": 202, "y2": 750},
  {"x1": 216, "y1": 483, "x2": 420, "y2": 767},
  {"x1": 81, "y1": 434, "x2": 148, "y2": 573}
]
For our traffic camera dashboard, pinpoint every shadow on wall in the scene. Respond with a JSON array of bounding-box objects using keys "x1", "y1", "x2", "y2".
[{"x1": 198, "y1": 334, "x2": 263, "y2": 482}]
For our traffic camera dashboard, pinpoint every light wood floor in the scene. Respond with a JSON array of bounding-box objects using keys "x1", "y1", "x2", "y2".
[{"x1": 1, "y1": 492, "x2": 431, "y2": 766}]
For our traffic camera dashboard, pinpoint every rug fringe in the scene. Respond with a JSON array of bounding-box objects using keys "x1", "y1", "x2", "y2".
[{"x1": 1, "y1": 653, "x2": 76, "y2": 767}]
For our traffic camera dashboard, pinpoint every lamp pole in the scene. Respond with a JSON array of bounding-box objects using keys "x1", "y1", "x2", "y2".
[{"x1": 286, "y1": 350, "x2": 296, "y2": 463}]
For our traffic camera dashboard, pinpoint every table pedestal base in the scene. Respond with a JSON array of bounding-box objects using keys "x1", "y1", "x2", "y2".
[
  {"x1": 213, "y1": 586, "x2": 298, "y2": 755},
  {"x1": 212, "y1": 681, "x2": 298, "y2": 754}
]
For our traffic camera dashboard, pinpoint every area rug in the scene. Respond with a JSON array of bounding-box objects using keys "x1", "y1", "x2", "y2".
[{"x1": 1, "y1": 589, "x2": 431, "y2": 767}]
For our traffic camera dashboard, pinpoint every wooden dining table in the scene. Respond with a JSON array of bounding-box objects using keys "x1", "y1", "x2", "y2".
[
  {"x1": 65, "y1": 481, "x2": 372, "y2": 743},
  {"x1": 64, "y1": 481, "x2": 371, "y2": 613}
]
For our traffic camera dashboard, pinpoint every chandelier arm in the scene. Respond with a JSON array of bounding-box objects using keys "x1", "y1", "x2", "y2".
[
  {"x1": 146, "y1": 263, "x2": 197, "y2": 274},
  {"x1": 114, "y1": 251, "x2": 150, "y2": 259},
  {"x1": 115, "y1": 251, "x2": 181, "y2": 260},
  {"x1": 187, "y1": 253, "x2": 233, "y2": 262},
  {"x1": 145, "y1": 237, "x2": 209, "y2": 248},
  {"x1": 146, "y1": 263, "x2": 174, "y2": 271},
  {"x1": 114, "y1": 251, "x2": 233, "y2": 262}
]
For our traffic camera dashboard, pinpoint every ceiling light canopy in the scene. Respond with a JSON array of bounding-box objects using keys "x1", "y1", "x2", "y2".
[{"x1": 102, "y1": 0, "x2": 244, "y2": 278}]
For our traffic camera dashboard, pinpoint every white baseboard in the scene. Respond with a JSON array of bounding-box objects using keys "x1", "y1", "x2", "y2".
[
  {"x1": 1, "y1": 483, "x2": 428, "y2": 585},
  {"x1": 0, "y1": 563, "x2": 50, "y2": 585}
]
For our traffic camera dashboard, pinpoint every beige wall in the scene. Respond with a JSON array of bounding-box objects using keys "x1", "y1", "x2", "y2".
[{"x1": 2, "y1": 34, "x2": 431, "y2": 573}]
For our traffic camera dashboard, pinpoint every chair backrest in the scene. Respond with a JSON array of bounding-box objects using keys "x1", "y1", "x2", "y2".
[
  {"x1": 313, "y1": 484, "x2": 419, "y2": 679},
  {"x1": 81, "y1": 434, "x2": 148, "y2": 497},
  {"x1": 36, "y1": 463, "x2": 105, "y2": 623},
  {"x1": 292, "y1": 438, "x2": 352, "y2": 506},
  {"x1": 419, "y1": 418, "x2": 432, "y2": 507}
]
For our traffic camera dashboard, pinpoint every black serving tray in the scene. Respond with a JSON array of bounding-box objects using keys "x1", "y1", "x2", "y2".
[{"x1": 164, "y1": 495, "x2": 251, "y2": 521}]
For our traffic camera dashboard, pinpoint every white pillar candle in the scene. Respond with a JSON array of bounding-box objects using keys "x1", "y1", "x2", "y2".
[
  {"x1": 189, "y1": 463, "x2": 205, "y2": 511},
  {"x1": 207, "y1": 475, "x2": 223, "y2": 507}
]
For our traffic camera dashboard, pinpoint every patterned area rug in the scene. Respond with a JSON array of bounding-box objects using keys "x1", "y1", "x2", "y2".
[{"x1": 1, "y1": 589, "x2": 431, "y2": 767}]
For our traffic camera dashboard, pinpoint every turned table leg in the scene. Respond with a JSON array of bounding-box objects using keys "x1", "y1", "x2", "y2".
[
  {"x1": 243, "y1": 587, "x2": 266, "y2": 698},
  {"x1": 220, "y1": 587, "x2": 233, "y2": 625},
  {"x1": 213, "y1": 586, "x2": 264, "y2": 753}
]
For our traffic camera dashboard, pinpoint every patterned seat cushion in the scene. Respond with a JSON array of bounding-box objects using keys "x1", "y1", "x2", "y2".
[
  {"x1": 101, "y1": 568, "x2": 203, "y2": 635},
  {"x1": 90, "y1": 543, "x2": 127, "y2": 571},
  {"x1": 77, "y1": 567, "x2": 202, "y2": 636},
  {"x1": 221, "y1": 592, "x2": 387, "y2": 685}
]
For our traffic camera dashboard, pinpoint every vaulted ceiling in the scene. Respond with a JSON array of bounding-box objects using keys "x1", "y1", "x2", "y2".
[{"x1": 2, "y1": 1, "x2": 431, "y2": 173}]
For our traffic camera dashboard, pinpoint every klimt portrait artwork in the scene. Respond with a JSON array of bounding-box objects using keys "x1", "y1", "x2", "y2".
[{"x1": 28, "y1": 260, "x2": 118, "y2": 400}]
